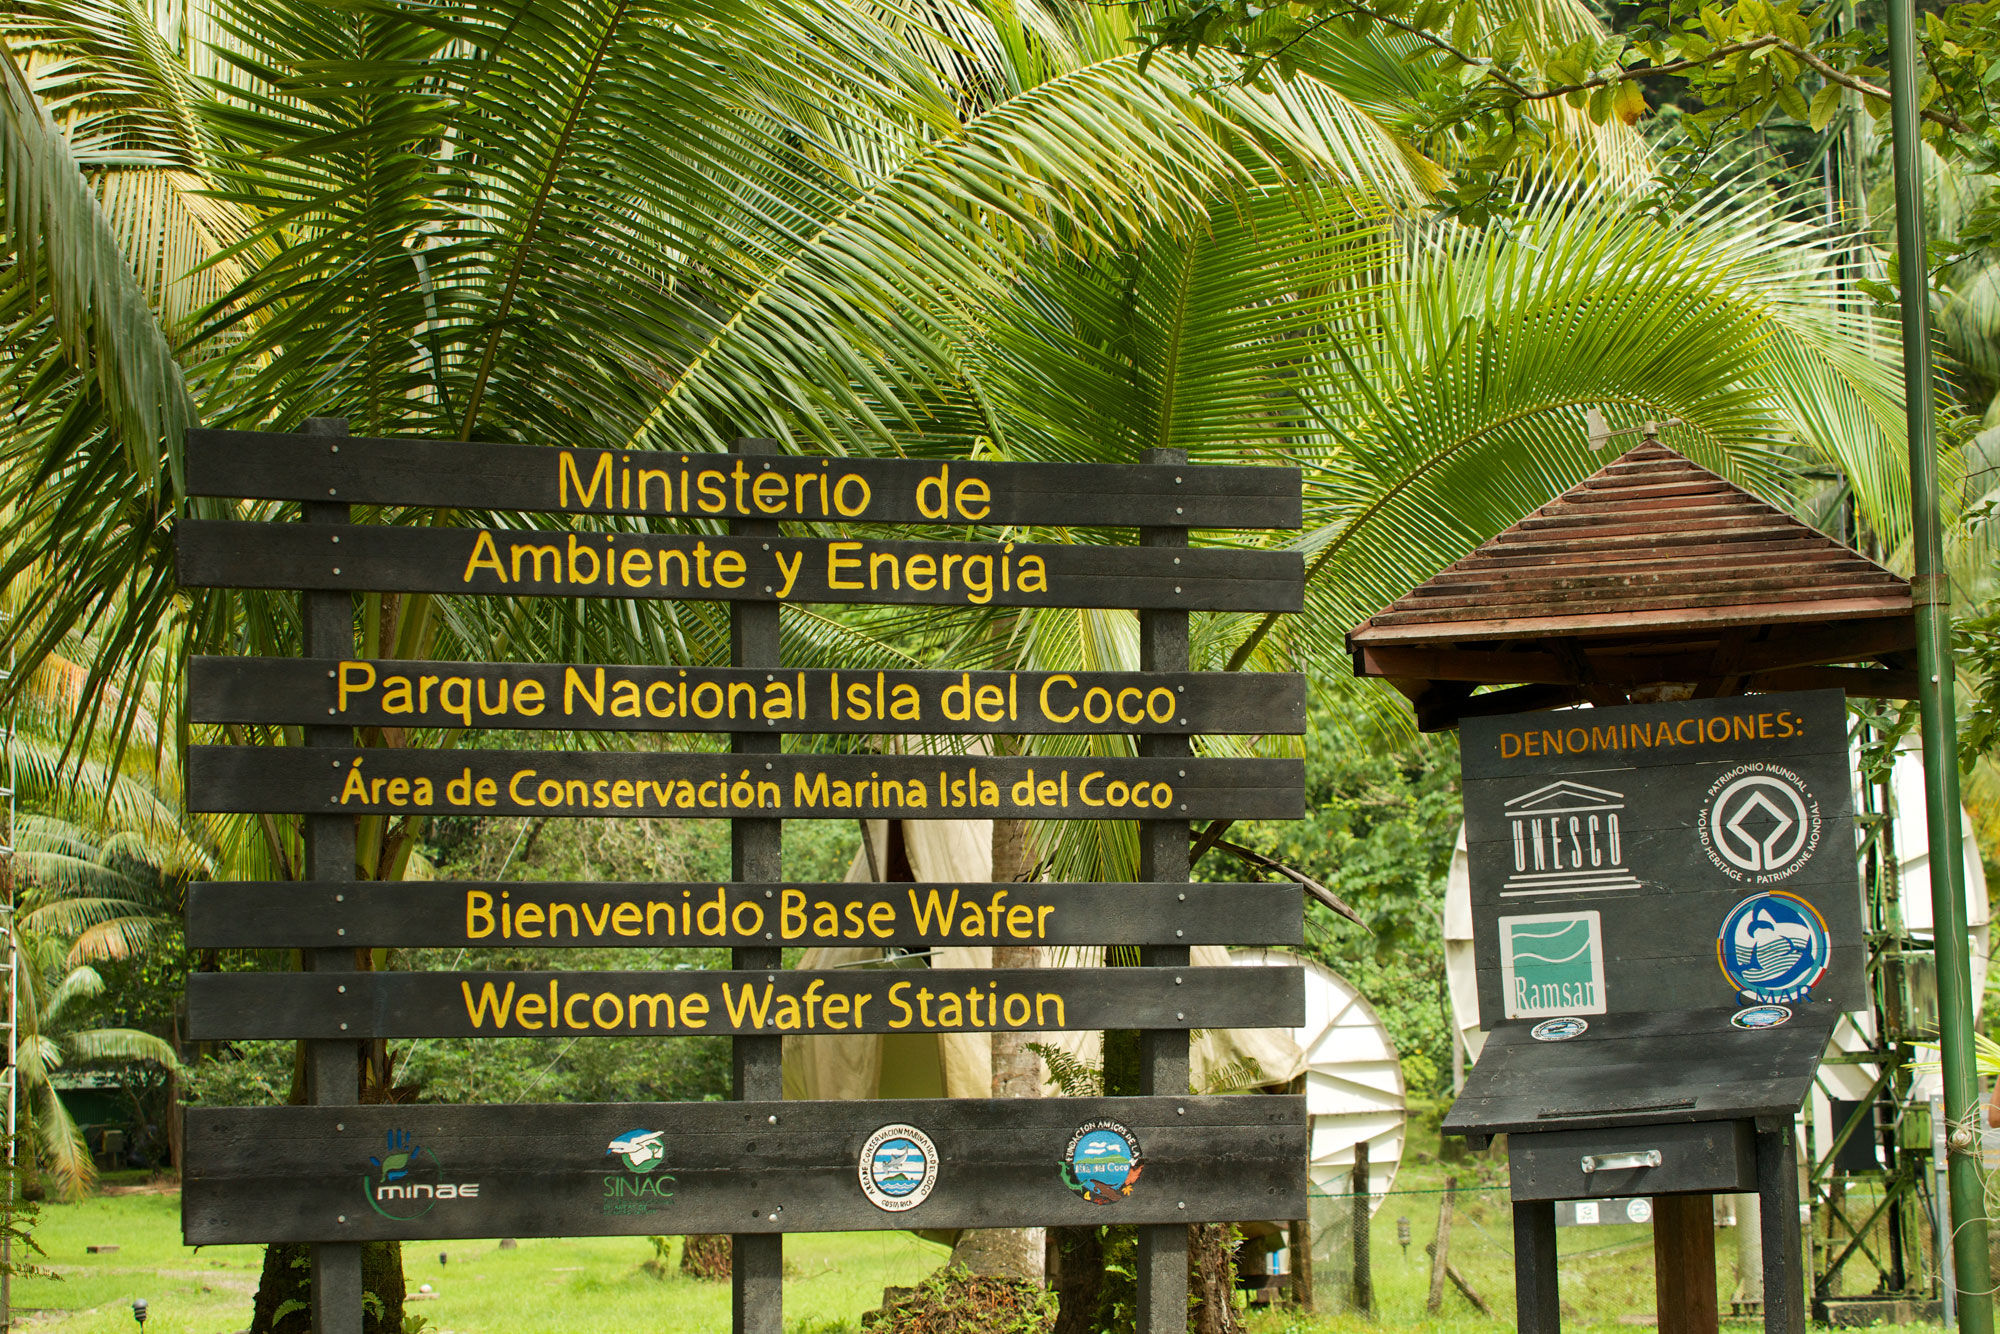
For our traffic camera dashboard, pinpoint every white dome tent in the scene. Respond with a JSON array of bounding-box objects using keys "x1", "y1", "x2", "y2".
[{"x1": 1229, "y1": 948, "x2": 1406, "y2": 1223}]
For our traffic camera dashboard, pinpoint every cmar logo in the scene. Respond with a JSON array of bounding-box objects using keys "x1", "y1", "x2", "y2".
[{"x1": 364, "y1": 1130, "x2": 481, "y2": 1220}]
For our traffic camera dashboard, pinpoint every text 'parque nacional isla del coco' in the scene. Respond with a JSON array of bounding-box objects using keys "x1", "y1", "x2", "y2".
[{"x1": 329, "y1": 661, "x2": 1183, "y2": 729}]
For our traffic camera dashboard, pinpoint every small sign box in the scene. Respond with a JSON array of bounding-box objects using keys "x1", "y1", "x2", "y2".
[{"x1": 1459, "y1": 689, "x2": 1864, "y2": 1026}]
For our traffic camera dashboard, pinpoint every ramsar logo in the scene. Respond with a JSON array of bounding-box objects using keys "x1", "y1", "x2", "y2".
[
  {"x1": 603, "y1": 1127, "x2": 674, "y2": 1216},
  {"x1": 1498, "y1": 910, "x2": 1607, "y2": 1019},
  {"x1": 364, "y1": 1130, "x2": 480, "y2": 1220}
]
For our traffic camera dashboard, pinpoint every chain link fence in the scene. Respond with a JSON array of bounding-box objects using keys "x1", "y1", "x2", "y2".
[{"x1": 1257, "y1": 1182, "x2": 1799, "y2": 1326}]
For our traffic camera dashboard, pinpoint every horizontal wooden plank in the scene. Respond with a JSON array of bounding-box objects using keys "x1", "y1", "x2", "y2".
[
  {"x1": 181, "y1": 1095, "x2": 1308, "y2": 1244},
  {"x1": 184, "y1": 965, "x2": 1304, "y2": 1039},
  {"x1": 185, "y1": 748, "x2": 1306, "y2": 821},
  {"x1": 188, "y1": 657, "x2": 1307, "y2": 736},
  {"x1": 184, "y1": 429, "x2": 1302, "y2": 529},
  {"x1": 186, "y1": 880, "x2": 1305, "y2": 949},
  {"x1": 175, "y1": 521, "x2": 1303, "y2": 612}
]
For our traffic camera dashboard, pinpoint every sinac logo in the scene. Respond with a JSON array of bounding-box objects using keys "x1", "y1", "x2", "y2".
[
  {"x1": 1699, "y1": 765, "x2": 1822, "y2": 882},
  {"x1": 1717, "y1": 892, "x2": 1830, "y2": 1004},
  {"x1": 607, "y1": 1128, "x2": 666, "y2": 1173}
]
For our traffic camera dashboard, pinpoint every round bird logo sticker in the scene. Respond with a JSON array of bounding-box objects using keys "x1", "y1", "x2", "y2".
[
  {"x1": 1717, "y1": 891, "x2": 1830, "y2": 1004},
  {"x1": 607, "y1": 1128, "x2": 667, "y2": 1173},
  {"x1": 1061, "y1": 1120, "x2": 1144, "y2": 1205}
]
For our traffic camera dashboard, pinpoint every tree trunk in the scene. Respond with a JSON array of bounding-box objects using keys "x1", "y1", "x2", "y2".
[
  {"x1": 947, "y1": 816, "x2": 1046, "y2": 1282},
  {"x1": 1049, "y1": 1226, "x2": 1105, "y2": 1334},
  {"x1": 681, "y1": 1233, "x2": 732, "y2": 1279},
  {"x1": 249, "y1": 1241, "x2": 406, "y2": 1334},
  {"x1": 1190, "y1": 1224, "x2": 1243, "y2": 1334}
]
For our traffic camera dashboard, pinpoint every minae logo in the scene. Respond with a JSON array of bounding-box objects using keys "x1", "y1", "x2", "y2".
[{"x1": 364, "y1": 1129, "x2": 480, "y2": 1220}]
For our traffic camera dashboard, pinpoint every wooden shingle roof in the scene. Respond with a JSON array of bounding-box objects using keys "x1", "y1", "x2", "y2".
[{"x1": 1347, "y1": 441, "x2": 1915, "y2": 731}]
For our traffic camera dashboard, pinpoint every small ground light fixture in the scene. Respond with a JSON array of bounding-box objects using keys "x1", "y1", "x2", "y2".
[
  {"x1": 131, "y1": 1299, "x2": 148, "y2": 1327},
  {"x1": 1396, "y1": 1216, "x2": 1411, "y2": 1257}
]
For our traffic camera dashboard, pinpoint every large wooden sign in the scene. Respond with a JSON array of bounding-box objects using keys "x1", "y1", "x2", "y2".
[
  {"x1": 178, "y1": 427, "x2": 1309, "y2": 1334},
  {"x1": 187, "y1": 747, "x2": 1304, "y2": 820},
  {"x1": 190, "y1": 658, "x2": 1306, "y2": 736},
  {"x1": 1459, "y1": 689, "x2": 1864, "y2": 1027},
  {"x1": 186, "y1": 880, "x2": 1305, "y2": 949},
  {"x1": 182, "y1": 1095, "x2": 1308, "y2": 1244},
  {"x1": 186, "y1": 966, "x2": 1303, "y2": 1040},
  {"x1": 176, "y1": 521, "x2": 1303, "y2": 611},
  {"x1": 184, "y1": 429, "x2": 1303, "y2": 528}
]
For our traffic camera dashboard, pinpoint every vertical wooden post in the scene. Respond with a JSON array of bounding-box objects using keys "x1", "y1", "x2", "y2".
[
  {"x1": 1289, "y1": 1213, "x2": 1314, "y2": 1312},
  {"x1": 1653, "y1": 1195, "x2": 1718, "y2": 1334},
  {"x1": 1757, "y1": 1121, "x2": 1805, "y2": 1334},
  {"x1": 1350, "y1": 1139, "x2": 1372, "y2": 1313},
  {"x1": 730, "y1": 437, "x2": 783, "y2": 1334},
  {"x1": 1513, "y1": 1200, "x2": 1560, "y2": 1334},
  {"x1": 302, "y1": 417, "x2": 362, "y2": 1334},
  {"x1": 1136, "y1": 447, "x2": 1190, "y2": 1334}
]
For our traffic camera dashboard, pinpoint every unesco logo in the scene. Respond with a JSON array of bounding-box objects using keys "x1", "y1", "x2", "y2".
[{"x1": 1699, "y1": 764, "x2": 1822, "y2": 883}]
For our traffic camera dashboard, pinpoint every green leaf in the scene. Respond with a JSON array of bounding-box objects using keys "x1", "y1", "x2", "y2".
[{"x1": 1808, "y1": 80, "x2": 1842, "y2": 130}]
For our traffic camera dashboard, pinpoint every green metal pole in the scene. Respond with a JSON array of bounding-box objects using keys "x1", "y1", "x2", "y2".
[{"x1": 1885, "y1": 2, "x2": 1993, "y2": 1327}]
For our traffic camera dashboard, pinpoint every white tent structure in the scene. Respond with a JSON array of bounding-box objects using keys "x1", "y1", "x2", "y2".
[
  {"x1": 782, "y1": 820, "x2": 1308, "y2": 1101},
  {"x1": 1230, "y1": 949, "x2": 1407, "y2": 1213}
]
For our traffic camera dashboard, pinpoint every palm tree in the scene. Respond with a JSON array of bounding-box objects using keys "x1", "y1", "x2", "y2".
[{"x1": 11, "y1": 926, "x2": 179, "y2": 1200}]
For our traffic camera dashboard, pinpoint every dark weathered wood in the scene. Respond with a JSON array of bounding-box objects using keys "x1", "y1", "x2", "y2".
[
  {"x1": 185, "y1": 965, "x2": 1305, "y2": 1040},
  {"x1": 183, "y1": 429, "x2": 1303, "y2": 528},
  {"x1": 1458, "y1": 690, "x2": 1865, "y2": 1026},
  {"x1": 1653, "y1": 1193, "x2": 1719, "y2": 1334},
  {"x1": 180, "y1": 1095, "x2": 1308, "y2": 1245},
  {"x1": 1135, "y1": 447, "x2": 1191, "y2": 1334},
  {"x1": 1757, "y1": 1121, "x2": 1804, "y2": 1334},
  {"x1": 185, "y1": 880, "x2": 1306, "y2": 950},
  {"x1": 729, "y1": 438, "x2": 784, "y2": 1334},
  {"x1": 299, "y1": 418, "x2": 364, "y2": 1334},
  {"x1": 1426, "y1": 1178, "x2": 1455, "y2": 1314},
  {"x1": 185, "y1": 747, "x2": 1305, "y2": 822},
  {"x1": 1513, "y1": 1200, "x2": 1561, "y2": 1334},
  {"x1": 1349, "y1": 1139, "x2": 1372, "y2": 1314},
  {"x1": 174, "y1": 520, "x2": 1304, "y2": 612},
  {"x1": 1442, "y1": 1008, "x2": 1838, "y2": 1138},
  {"x1": 188, "y1": 657, "x2": 1307, "y2": 736}
]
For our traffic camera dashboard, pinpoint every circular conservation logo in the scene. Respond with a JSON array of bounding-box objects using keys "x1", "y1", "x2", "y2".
[
  {"x1": 1717, "y1": 891, "x2": 1830, "y2": 1004},
  {"x1": 1530, "y1": 1017, "x2": 1589, "y2": 1042},
  {"x1": 1699, "y1": 764, "x2": 1823, "y2": 882},
  {"x1": 1730, "y1": 1004, "x2": 1793, "y2": 1031},
  {"x1": 606, "y1": 1128, "x2": 667, "y2": 1173},
  {"x1": 860, "y1": 1124, "x2": 938, "y2": 1213},
  {"x1": 1626, "y1": 1198, "x2": 1653, "y2": 1224},
  {"x1": 1061, "y1": 1120, "x2": 1144, "y2": 1205}
]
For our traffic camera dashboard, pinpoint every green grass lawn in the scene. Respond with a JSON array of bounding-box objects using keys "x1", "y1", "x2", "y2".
[
  {"x1": 11, "y1": 1180, "x2": 945, "y2": 1333},
  {"x1": 7, "y1": 1165, "x2": 1945, "y2": 1333}
]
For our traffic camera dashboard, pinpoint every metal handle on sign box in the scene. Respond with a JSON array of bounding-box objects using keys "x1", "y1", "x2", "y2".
[{"x1": 1580, "y1": 1149, "x2": 1662, "y2": 1174}]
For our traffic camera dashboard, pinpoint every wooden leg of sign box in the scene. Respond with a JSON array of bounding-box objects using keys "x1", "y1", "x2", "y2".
[
  {"x1": 302, "y1": 418, "x2": 363, "y2": 1334},
  {"x1": 1653, "y1": 1194, "x2": 1719, "y2": 1334},
  {"x1": 1513, "y1": 1200, "x2": 1560, "y2": 1333},
  {"x1": 731, "y1": 437, "x2": 784, "y2": 1334},
  {"x1": 1757, "y1": 1121, "x2": 1805, "y2": 1334},
  {"x1": 1136, "y1": 448, "x2": 1190, "y2": 1334}
]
